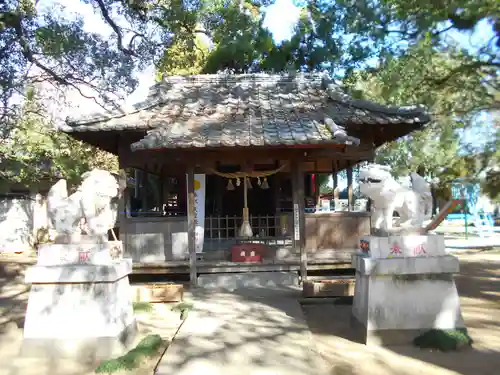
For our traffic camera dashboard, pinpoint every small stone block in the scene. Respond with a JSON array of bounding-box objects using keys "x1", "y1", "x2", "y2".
[
  {"x1": 303, "y1": 279, "x2": 355, "y2": 297},
  {"x1": 132, "y1": 283, "x2": 184, "y2": 303}
]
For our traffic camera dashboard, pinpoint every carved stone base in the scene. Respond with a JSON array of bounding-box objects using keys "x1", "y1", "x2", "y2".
[
  {"x1": 22, "y1": 244, "x2": 136, "y2": 361},
  {"x1": 36, "y1": 241, "x2": 123, "y2": 265},
  {"x1": 351, "y1": 252, "x2": 465, "y2": 346},
  {"x1": 359, "y1": 234, "x2": 446, "y2": 258}
]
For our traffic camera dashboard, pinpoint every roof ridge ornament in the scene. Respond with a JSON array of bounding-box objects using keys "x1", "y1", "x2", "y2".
[{"x1": 323, "y1": 118, "x2": 361, "y2": 146}]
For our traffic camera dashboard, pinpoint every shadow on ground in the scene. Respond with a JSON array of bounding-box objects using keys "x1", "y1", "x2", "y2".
[
  {"x1": 157, "y1": 286, "x2": 327, "y2": 375},
  {"x1": 1, "y1": 252, "x2": 499, "y2": 375},
  {"x1": 301, "y1": 254, "x2": 500, "y2": 375},
  {"x1": 0, "y1": 258, "x2": 31, "y2": 333}
]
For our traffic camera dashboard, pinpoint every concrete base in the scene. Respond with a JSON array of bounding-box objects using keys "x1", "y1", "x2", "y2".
[
  {"x1": 350, "y1": 315, "x2": 432, "y2": 346},
  {"x1": 21, "y1": 320, "x2": 137, "y2": 360},
  {"x1": 352, "y1": 249, "x2": 466, "y2": 346},
  {"x1": 22, "y1": 256, "x2": 136, "y2": 360},
  {"x1": 197, "y1": 271, "x2": 299, "y2": 291}
]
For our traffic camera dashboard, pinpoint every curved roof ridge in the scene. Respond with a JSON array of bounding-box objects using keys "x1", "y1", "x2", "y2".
[
  {"x1": 61, "y1": 73, "x2": 431, "y2": 137},
  {"x1": 65, "y1": 73, "x2": 330, "y2": 126},
  {"x1": 320, "y1": 76, "x2": 429, "y2": 118}
]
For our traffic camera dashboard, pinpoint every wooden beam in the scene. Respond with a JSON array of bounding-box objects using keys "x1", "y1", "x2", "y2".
[
  {"x1": 118, "y1": 145, "x2": 376, "y2": 172},
  {"x1": 131, "y1": 261, "x2": 353, "y2": 275},
  {"x1": 186, "y1": 166, "x2": 197, "y2": 286},
  {"x1": 306, "y1": 147, "x2": 375, "y2": 160},
  {"x1": 292, "y1": 159, "x2": 307, "y2": 282}
]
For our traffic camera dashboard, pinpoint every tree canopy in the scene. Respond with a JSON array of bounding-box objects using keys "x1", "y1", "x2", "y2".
[
  {"x1": 1, "y1": 0, "x2": 499, "y2": 198},
  {"x1": 0, "y1": 94, "x2": 118, "y2": 192}
]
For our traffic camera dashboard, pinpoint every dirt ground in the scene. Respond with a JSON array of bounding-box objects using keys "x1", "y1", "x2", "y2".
[
  {"x1": 1, "y1": 251, "x2": 499, "y2": 375},
  {"x1": 302, "y1": 250, "x2": 500, "y2": 375},
  {"x1": 0, "y1": 255, "x2": 183, "y2": 375}
]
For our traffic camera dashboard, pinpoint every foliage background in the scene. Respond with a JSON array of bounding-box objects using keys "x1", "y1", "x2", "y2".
[{"x1": 0, "y1": 0, "x2": 498, "y2": 200}]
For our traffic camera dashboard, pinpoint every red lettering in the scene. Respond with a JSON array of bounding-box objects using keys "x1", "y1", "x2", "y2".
[
  {"x1": 413, "y1": 244, "x2": 426, "y2": 256},
  {"x1": 390, "y1": 243, "x2": 402, "y2": 255},
  {"x1": 78, "y1": 251, "x2": 90, "y2": 263}
]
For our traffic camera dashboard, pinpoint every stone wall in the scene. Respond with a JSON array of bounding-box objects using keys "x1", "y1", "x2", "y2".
[
  {"x1": 0, "y1": 197, "x2": 35, "y2": 253},
  {"x1": 0, "y1": 194, "x2": 49, "y2": 253}
]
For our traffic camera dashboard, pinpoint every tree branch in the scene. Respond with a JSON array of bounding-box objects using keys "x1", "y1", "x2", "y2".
[
  {"x1": 11, "y1": 15, "x2": 120, "y2": 112},
  {"x1": 93, "y1": 0, "x2": 135, "y2": 56},
  {"x1": 432, "y1": 60, "x2": 500, "y2": 87}
]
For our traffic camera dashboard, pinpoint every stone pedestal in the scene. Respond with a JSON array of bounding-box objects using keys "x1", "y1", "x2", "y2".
[
  {"x1": 22, "y1": 241, "x2": 137, "y2": 360},
  {"x1": 352, "y1": 234, "x2": 465, "y2": 346}
]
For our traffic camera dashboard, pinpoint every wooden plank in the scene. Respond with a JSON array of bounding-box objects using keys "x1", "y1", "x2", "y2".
[
  {"x1": 303, "y1": 279, "x2": 355, "y2": 298},
  {"x1": 187, "y1": 166, "x2": 197, "y2": 286},
  {"x1": 131, "y1": 260, "x2": 352, "y2": 275},
  {"x1": 131, "y1": 283, "x2": 184, "y2": 303}
]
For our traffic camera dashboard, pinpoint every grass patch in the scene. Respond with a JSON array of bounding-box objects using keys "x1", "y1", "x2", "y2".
[
  {"x1": 132, "y1": 301, "x2": 153, "y2": 313},
  {"x1": 95, "y1": 334, "x2": 164, "y2": 373},
  {"x1": 413, "y1": 328, "x2": 473, "y2": 352},
  {"x1": 171, "y1": 302, "x2": 194, "y2": 320}
]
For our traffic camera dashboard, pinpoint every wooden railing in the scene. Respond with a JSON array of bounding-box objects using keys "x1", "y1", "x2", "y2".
[
  {"x1": 204, "y1": 215, "x2": 290, "y2": 239},
  {"x1": 202, "y1": 215, "x2": 293, "y2": 252}
]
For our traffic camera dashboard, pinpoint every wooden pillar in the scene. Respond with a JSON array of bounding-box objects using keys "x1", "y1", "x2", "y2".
[
  {"x1": 117, "y1": 143, "x2": 128, "y2": 240},
  {"x1": 292, "y1": 159, "x2": 307, "y2": 282},
  {"x1": 274, "y1": 172, "x2": 281, "y2": 213},
  {"x1": 332, "y1": 161, "x2": 339, "y2": 198},
  {"x1": 187, "y1": 166, "x2": 197, "y2": 286},
  {"x1": 331, "y1": 161, "x2": 338, "y2": 212},
  {"x1": 141, "y1": 168, "x2": 148, "y2": 212},
  {"x1": 347, "y1": 166, "x2": 353, "y2": 211},
  {"x1": 117, "y1": 168, "x2": 127, "y2": 221},
  {"x1": 159, "y1": 166, "x2": 165, "y2": 215}
]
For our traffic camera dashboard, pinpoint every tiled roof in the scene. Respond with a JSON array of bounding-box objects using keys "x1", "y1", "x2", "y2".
[{"x1": 62, "y1": 74, "x2": 430, "y2": 150}]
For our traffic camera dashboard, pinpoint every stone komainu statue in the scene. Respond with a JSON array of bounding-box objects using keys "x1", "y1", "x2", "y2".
[
  {"x1": 47, "y1": 169, "x2": 123, "y2": 244},
  {"x1": 358, "y1": 164, "x2": 432, "y2": 234}
]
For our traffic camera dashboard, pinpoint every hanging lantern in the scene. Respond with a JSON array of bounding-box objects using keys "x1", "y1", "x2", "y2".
[
  {"x1": 261, "y1": 177, "x2": 269, "y2": 190},
  {"x1": 227, "y1": 179, "x2": 235, "y2": 191},
  {"x1": 247, "y1": 177, "x2": 253, "y2": 189},
  {"x1": 236, "y1": 177, "x2": 241, "y2": 187}
]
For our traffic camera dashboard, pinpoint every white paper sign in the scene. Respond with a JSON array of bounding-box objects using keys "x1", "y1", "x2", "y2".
[
  {"x1": 293, "y1": 203, "x2": 300, "y2": 241},
  {"x1": 186, "y1": 174, "x2": 206, "y2": 253}
]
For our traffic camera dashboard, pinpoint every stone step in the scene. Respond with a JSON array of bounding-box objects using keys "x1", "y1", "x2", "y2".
[{"x1": 197, "y1": 271, "x2": 299, "y2": 291}]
